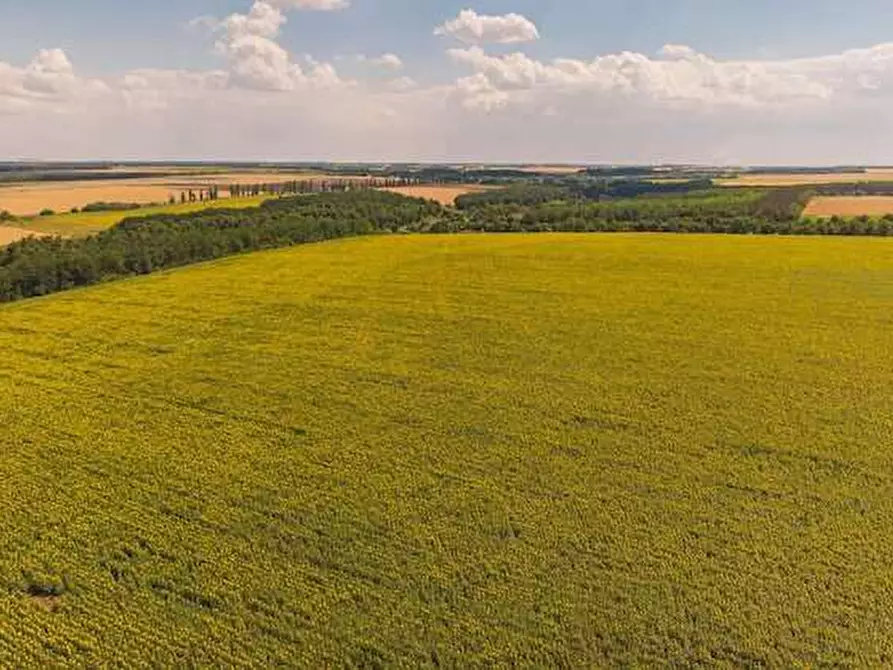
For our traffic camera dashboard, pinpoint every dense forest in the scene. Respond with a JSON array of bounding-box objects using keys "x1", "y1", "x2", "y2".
[
  {"x1": 454, "y1": 179, "x2": 714, "y2": 208},
  {"x1": 814, "y1": 182, "x2": 893, "y2": 196},
  {"x1": 447, "y1": 185, "x2": 812, "y2": 233}
]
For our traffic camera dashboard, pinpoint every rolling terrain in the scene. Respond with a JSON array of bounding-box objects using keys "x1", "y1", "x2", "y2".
[
  {"x1": 0, "y1": 234, "x2": 893, "y2": 667},
  {"x1": 2, "y1": 234, "x2": 893, "y2": 665}
]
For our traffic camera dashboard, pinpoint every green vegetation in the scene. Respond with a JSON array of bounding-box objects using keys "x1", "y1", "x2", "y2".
[
  {"x1": 2, "y1": 234, "x2": 893, "y2": 665},
  {"x1": 451, "y1": 187, "x2": 816, "y2": 233},
  {"x1": 0, "y1": 192, "x2": 437, "y2": 303},
  {"x1": 6, "y1": 196, "x2": 268, "y2": 237},
  {"x1": 80, "y1": 202, "x2": 145, "y2": 213},
  {"x1": 4, "y1": 185, "x2": 891, "y2": 307},
  {"x1": 815, "y1": 181, "x2": 893, "y2": 195},
  {"x1": 453, "y1": 179, "x2": 714, "y2": 208}
]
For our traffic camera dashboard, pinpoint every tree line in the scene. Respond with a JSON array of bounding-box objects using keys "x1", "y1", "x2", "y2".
[
  {"x1": 169, "y1": 177, "x2": 423, "y2": 205},
  {"x1": 3, "y1": 186, "x2": 893, "y2": 306},
  {"x1": 447, "y1": 185, "x2": 815, "y2": 234},
  {"x1": 0, "y1": 191, "x2": 440, "y2": 303},
  {"x1": 454, "y1": 179, "x2": 715, "y2": 209}
]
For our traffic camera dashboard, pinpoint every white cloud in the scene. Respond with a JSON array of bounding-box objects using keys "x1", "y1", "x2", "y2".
[
  {"x1": 186, "y1": 15, "x2": 219, "y2": 31},
  {"x1": 121, "y1": 69, "x2": 229, "y2": 111},
  {"x1": 388, "y1": 76, "x2": 417, "y2": 92},
  {"x1": 435, "y1": 9, "x2": 539, "y2": 45},
  {"x1": 269, "y1": 0, "x2": 349, "y2": 9},
  {"x1": 373, "y1": 53, "x2": 403, "y2": 70},
  {"x1": 453, "y1": 73, "x2": 509, "y2": 111},
  {"x1": 0, "y1": 49, "x2": 109, "y2": 114},
  {"x1": 213, "y1": 1, "x2": 344, "y2": 91},
  {"x1": 352, "y1": 53, "x2": 404, "y2": 70},
  {"x1": 10, "y1": 10, "x2": 893, "y2": 165},
  {"x1": 447, "y1": 43, "x2": 849, "y2": 110}
]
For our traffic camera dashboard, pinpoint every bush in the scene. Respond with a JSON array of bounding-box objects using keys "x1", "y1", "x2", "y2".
[{"x1": 82, "y1": 202, "x2": 143, "y2": 213}]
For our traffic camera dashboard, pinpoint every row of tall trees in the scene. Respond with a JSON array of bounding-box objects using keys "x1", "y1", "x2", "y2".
[
  {"x1": 161, "y1": 177, "x2": 426, "y2": 205},
  {"x1": 229, "y1": 177, "x2": 421, "y2": 199},
  {"x1": 446, "y1": 188, "x2": 824, "y2": 234}
]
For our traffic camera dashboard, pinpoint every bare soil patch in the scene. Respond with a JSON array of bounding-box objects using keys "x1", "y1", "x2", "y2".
[
  {"x1": 382, "y1": 185, "x2": 492, "y2": 205},
  {"x1": 803, "y1": 196, "x2": 893, "y2": 217}
]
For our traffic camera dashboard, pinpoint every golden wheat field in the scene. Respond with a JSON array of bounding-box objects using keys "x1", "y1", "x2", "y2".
[
  {"x1": 803, "y1": 196, "x2": 893, "y2": 217},
  {"x1": 0, "y1": 227, "x2": 43, "y2": 244},
  {"x1": 382, "y1": 185, "x2": 491, "y2": 205},
  {"x1": 718, "y1": 170, "x2": 893, "y2": 187},
  {"x1": 0, "y1": 173, "x2": 363, "y2": 216}
]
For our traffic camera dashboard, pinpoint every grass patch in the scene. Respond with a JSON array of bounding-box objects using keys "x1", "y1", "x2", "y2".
[{"x1": 4, "y1": 196, "x2": 268, "y2": 237}]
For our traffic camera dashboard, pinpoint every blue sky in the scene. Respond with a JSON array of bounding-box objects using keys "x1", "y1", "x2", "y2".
[
  {"x1": 4, "y1": 0, "x2": 893, "y2": 73},
  {"x1": 3, "y1": 1, "x2": 893, "y2": 162}
]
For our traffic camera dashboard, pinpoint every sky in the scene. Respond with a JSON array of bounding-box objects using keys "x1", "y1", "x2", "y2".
[{"x1": 3, "y1": 0, "x2": 893, "y2": 163}]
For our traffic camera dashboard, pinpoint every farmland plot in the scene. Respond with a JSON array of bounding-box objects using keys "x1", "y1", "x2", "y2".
[
  {"x1": 803, "y1": 196, "x2": 893, "y2": 217},
  {"x1": 382, "y1": 184, "x2": 492, "y2": 205},
  {"x1": 2, "y1": 234, "x2": 893, "y2": 666}
]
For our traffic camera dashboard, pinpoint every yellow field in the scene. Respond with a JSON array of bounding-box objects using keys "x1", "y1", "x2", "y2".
[
  {"x1": 718, "y1": 170, "x2": 893, "y2": 187},
  {"x1": 0, "y1": 172, "x2": 358, "y2": 216},
  {"x1": 4, "y1": 234, "x2": 893, "y2": 665},
  {"x1": 803, "y1": 196, "x2": 893, "y2": 218},
  {"x1": 382, "y1": 185, "x2": 491, "y2": 205}
]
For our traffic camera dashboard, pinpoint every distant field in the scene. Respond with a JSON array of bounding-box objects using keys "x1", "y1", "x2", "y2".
[
  {"x1": 803, "y1": 196, "x2": 893, "y2": 218},
  {"x1": 518, "y1": 165, "x2": 584, "y2": 175},
  {"x1": 0, "y1": 172, "x2": 353, "y2": 216},
  {"x1": 382, "y1": 184, "x2": 491, "y2": 205},
  {"x1": 8, "y1": 196, "x2": 269, "y2": 238},
  {"x1": 0, "y1": 227, "x2": 43, "y2": 245},
  {"x1": 718, "y1": 170, "x2": 893, "y2": 186},
  {"x1": 3, "y1": 234, "x2": 893, "y2": 665}
]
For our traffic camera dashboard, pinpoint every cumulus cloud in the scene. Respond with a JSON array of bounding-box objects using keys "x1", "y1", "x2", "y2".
[
  {"x1": 213, "y1": 1, "x2": 343, "y2": 91},
  {"x1": 453, "y1": 73, "x2": 510, "y2": 111},
  {"x1": 11, "y1": 6, "x2": 893, "y2": 165},
  {"x1": 0, "y1": 49, "x2": 108, "y2": 114},
  {"x1": 372, "y1": 53, "x2": 403, "y2": 70},
  {"x1": 435, "y1": 9, "x2": 539, "y2": 45},
  {"x1": 352, "y1": 53, "x2": 404, "y2": 70},
  {"x1": 447, "y1": 43, "x2": 859, "y2": 111},
  {"x1": 269, "y1": 0, "x2": 349, "y2": 9}
]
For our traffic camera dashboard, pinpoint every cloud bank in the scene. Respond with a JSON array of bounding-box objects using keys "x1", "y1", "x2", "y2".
[{"x1": 3, "y1": 2, "x2": 893, "y2": 163}]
